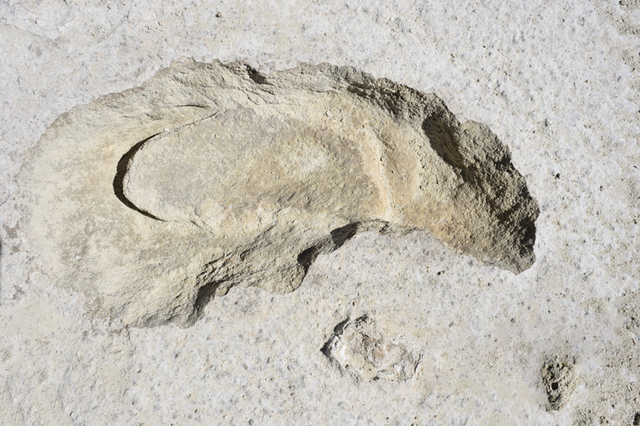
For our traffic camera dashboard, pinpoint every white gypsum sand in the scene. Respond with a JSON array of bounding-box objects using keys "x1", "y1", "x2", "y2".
[{"x1": 0, "y1": 1, "x2": 639, "y2": 424}]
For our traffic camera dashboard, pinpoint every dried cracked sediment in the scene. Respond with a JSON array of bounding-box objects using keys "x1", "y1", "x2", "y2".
[{"x1": 17, "y1": 59, "x2": 539, "y2": 327}]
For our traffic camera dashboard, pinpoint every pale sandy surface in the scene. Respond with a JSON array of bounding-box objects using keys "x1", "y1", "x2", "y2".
[{"x1": 1, "y1": 0, "x2": 640, "y2": 424}]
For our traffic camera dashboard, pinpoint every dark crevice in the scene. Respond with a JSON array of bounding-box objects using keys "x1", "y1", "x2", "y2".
[
  {"x1": 330, "y1": 223, "x2": 360, "y2": 248},
  {"x1": 296, "y1": 246, "x2": 319, "y2": 274},
  {"x1": 193, "y1": 280, "x2": 222, "y2": 313},
  {"x1": 246, "y1": 65, "x2": 270, "y2": 85},
  {"x1": 297, "y1": 222, "x2": 362, "y2": 274},
  {"x1": 113, "y1": 133, "x2": 163, "y2": 220},
  {"x1": 422, "y1": 113, "x2": 473, "y2": 183},
  {"x1": 520, "y1": 219, "x2": 537, "y2": 257}
]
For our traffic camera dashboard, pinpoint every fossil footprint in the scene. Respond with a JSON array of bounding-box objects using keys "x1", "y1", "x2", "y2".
[{"x1": 18, "y1": 59, "x2": 539, "y2": 327}]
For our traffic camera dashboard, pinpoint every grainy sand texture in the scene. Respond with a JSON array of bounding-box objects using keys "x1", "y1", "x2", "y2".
[{"x1": 1, "y1": 1, "x2": 639, "y2": 424}]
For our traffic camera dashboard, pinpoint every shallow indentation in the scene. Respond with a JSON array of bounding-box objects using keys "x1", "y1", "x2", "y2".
[
  {"x1": 541, "y1": 355, "x2": 577, "y2": 411},
  {"x1": 322, "y1": 315, "x2": 420, "y2": 382}
]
